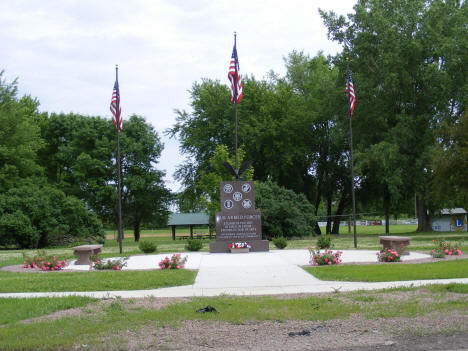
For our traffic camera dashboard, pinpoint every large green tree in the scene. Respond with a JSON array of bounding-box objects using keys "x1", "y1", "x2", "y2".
[
  {"x1": 120, "y1": 115, "x2": 172, "y2": 241},
  {"x1": 40, "y1": 113, "x2": 171, "y2": 241},
  {"x1": 0, "y1": 72, "x2": 44, "y2": 192},
  {"x1": 320, "y1": 0, "x2": 468, "y2": 231}
]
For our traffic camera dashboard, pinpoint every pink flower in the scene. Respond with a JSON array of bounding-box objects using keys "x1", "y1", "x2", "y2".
[
  {"x1": 328, "y1": 262, "x2": 331, "y2": 265},
  {"x1": 445, "y1": 249, "x2": 449, "y2": 254},
  {"x1": 457, "y1": 250, "x2": 461, "y2": 255}
]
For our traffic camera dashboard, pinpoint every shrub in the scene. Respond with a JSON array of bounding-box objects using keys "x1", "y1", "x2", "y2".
[
  {"x1": 308, "y1": 247, "x2": 342, "y2": 266},
  {"x1": 316, "y1": 235, "x2": 333, "y2": 249},
  {"x1": 138, "y1": 240, "x2": 157, "y2": 253},
  {"x1": 185, "y1": 239, "x2": 203, "y2": 251},
  {"x1": 92, "y1": 257, "x2": 127, "y2": 270},
  {"x1": 431, "y1": 238, "x2": 462, "y2": 258},
  {"x1": 272, "y1": 236, "x2": 288, "y2": 249},
  {"x1": 159, "y1": 254, "x2": 187, "y2": 269},
  {"x1": 377, "y1": 249, "x2": 401, "y2": 262}
]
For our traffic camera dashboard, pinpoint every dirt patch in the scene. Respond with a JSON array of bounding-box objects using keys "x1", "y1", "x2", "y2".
[{"x1": 93, "y1": 310, "x2": 468, "y2": 351}]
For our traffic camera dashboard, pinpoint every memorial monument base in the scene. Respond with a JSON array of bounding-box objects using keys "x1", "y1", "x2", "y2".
[{"x1": 210, "y1": 240, "x2": 269, "y2": 253}]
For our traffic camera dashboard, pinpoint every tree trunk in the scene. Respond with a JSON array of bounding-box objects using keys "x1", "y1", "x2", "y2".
[
  {"x1": 134, "y1": 221, "x2": 141, "y2": 242},
  {"x1": 326, "y1": 194, "x2": 332, "y2": 234},
  {"x1": 416, "y1": 194, "x2": 432, "y2": 232},
  {"x1": 313, "y1": 181, "x2": 322, "y2": 235},
  {"x1": 384, "y1": 191, "x2": 390, "y2": 235},
  {"x1": 331, "y1": 193, "x2": 346, "y2": 234}
]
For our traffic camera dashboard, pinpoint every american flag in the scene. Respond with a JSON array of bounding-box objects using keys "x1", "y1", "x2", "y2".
[
  {"x1": 110, "y1": 80, "x2": 122, "y2": 131},
  {"x1": 228, "y1": 42, "x2": 243, "y2": 104},
  {"x1": 346, "y1": 70, "x2": 356, "y2": 116}
]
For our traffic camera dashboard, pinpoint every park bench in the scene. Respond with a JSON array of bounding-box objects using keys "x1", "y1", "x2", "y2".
[
  {"x1": 379, "y1": 236, "x2": 411, "y2": 255},
  {"x1": 72, "y1": 244, "x2": 103, "y2": 265}
]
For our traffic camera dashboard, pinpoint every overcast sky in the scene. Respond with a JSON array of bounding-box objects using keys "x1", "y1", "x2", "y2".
[{"x1": 0, "y1": 0, "x2": 356, "y2": 192}]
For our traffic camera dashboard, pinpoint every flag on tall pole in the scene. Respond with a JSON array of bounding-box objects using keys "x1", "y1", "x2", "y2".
[
  {"x1": 346, "y1": 68, "x2": 356, "y2": 116},
  {"x1": 346, "y1": 57, "x2": 358, "y2": 249},
  {"x1": 111, "y1": 64, "x2": 124, "y2": 254},
  {"x1": 228, "y1": 34, "x2": 243, "y2": 104},
  {"x1": 110, "y1": 79, "x2": 122, "y2": 131}
]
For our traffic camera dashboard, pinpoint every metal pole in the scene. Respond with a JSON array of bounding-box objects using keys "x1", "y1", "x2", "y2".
[
  {"x1": 233, "y1": 32, "x2": 239, "y2": 177},
  {"x1": 115, "y1": 65, "x2": 123, "y2": 254},
  {"x1": 346, "y1": 58, "x2": 358, "y2": 248}
]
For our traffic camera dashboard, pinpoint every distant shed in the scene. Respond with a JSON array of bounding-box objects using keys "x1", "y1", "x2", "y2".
[
  {"x1": 167, "y1": 212, "x2": 210, "y2": 240},
  {"x1": 432, "y1": 208, "x2": 467, "y2": 232}
]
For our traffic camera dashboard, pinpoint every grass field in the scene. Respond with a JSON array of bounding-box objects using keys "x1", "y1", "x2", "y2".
[
  {"x1": 305, "y1": 259, "x2": 468, "y2": 282},
  {"x1": 0, "y1": 269, "x2": 197, "y2": 293}
]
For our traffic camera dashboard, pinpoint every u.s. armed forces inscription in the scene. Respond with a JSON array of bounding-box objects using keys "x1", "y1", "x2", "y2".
[{"x1": 210, "y1": 181, "x2": 269, "y2": 253}]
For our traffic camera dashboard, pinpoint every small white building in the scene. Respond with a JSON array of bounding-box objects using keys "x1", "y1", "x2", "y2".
[{"x1": 432, "y1": 208, "x2": 467, "y2": 232}]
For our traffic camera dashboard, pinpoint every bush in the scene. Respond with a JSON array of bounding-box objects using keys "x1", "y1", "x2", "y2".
[
  {"x1": 138, "y1": 240, "x2": 157, "y2": 253},
  {"x1": 431, "y1": 238, "x2": 462, "y2": 258},
  {"x1": 272, "y1": 236, "x2": 288, "y2": 249},
  {"x1": 377, "y1": 249, "x2": 401, "y2": 262},
  {"x1": 308, "y1": 247, "x2": 342, "y2": 266},
  {"x1": 159, "y1": 254, "x2": 187, "y2": 269},
  {"x1": 92, "y1": 257, "x2": 127, "y2": 270},
  {"x1": 185, "y1": 239, "x2": 203, "y2": 251},
  {"x1": 255, "y1": 181, "x2": 316, "y2": 239},
  {"x1": 316, "y1": 235, "x2": 333, "y2": 249},
  {"x1": 0, "y1": 185, "x2": 104, "y2": 249}
]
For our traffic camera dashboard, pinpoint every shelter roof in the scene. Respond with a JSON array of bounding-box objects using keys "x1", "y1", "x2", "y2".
[{"x1": 168, "y1": 212, "x2": 209, "y2": 226}]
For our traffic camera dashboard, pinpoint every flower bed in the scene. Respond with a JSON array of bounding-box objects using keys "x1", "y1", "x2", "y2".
[
  {"x1": 431, "y1": 239, "x2": 462, "y2": 258},
  {"x1": 91, "y1": 257, "x2": 127, "y2": 270},
  {"x1": 23, "y1": 256, "x2": 68, "y2": 271},
  {"x1": 308, "y1": 246, "x2": 342, "y2": 266},
  {"x1": 377, "y1": 248, "x2": 401, "y2": 262},
  {"x1": 159, "y1": 254, "x2": 187, "y2": 270}
]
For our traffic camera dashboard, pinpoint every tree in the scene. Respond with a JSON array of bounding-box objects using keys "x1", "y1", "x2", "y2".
[
  {"x1": 0, "y1": 72, "x2": 44, "y2": 192},
  {"x1": 39, "y1": 113, "x2": 116, "y2": 222},
  {"x1": 40, "y1": 113, "x2": 172, "y2": 241},
  {"x1": 320, "y1": 0, "x2": 468, "y2": 231},
  {"x1": 255, "y1": 181, "x2": 316, "y2": 239},
  {"x1": 432, "y1": 113, "x2": 468, "y2": 209},
  {"x1": 120, "y1": 115, "x2": 172, "y2": 241},
  {"x1": 168, "y1": 56, "x2": 348, "y2": 230}
]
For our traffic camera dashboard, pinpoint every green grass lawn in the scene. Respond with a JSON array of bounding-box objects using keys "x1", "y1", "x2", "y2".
[
  {"x1": 0, "y1": 269, "x2": 197, "y2": 293},
  {"x1": 305, "y1": 259, "x2": 468, "y2": 282},
  {"x1": 0, "y1": 296, "x2": 96, "y2": 325}
]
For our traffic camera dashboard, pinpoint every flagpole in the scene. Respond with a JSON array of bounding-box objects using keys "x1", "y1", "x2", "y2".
[
  {"x1": 233, "y1": 32, "x2": 239, "y2": 178},
  {"x1": 115, "y1": 64, "x2": 124, "y2": 254},
  {"x1": 346, "y1": 57, "x2": 358, "y2": 248}
]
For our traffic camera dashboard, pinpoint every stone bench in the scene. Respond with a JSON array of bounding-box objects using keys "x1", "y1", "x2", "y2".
[
  {"x1": 72, "y1": 244, "x2": 103, "y2": 265},
  {"x1": 379, "y1": 236, "x2": 411, "y2": 255}
]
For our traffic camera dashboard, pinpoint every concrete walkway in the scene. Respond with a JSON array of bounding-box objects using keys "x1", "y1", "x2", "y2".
[{"x1": 2, "y1": 250, "x2": 468, "y2": 299}]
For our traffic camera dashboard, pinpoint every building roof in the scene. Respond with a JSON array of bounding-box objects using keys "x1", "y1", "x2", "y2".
[
  {"x1": 440, "y1": 208, "x2": 467, "y2": 215},
  {"x1": 167, "y1": 212, "x2": 210, "y2": 226}
]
